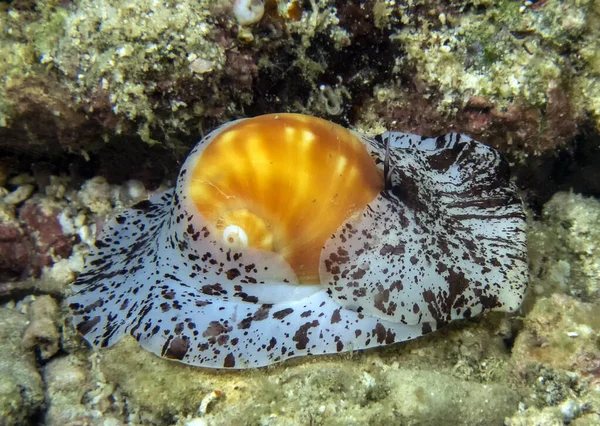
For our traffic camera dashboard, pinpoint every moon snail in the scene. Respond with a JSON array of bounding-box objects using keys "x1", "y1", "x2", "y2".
[{"x1": 68, "y1": 113, "x2": 528, "y2": 369}]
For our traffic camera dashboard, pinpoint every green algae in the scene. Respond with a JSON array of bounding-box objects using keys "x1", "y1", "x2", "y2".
[
  {"x1": 0, "y1": 0, "x2": 228, "y2": 143},
  {"x1": 506, "y1": 192, "x2": 600, "y2": 425},
  {"x1": 46, "y1": 0, "x2": 226, "y2": 144},
  {"x1": 365, "y1": 0, "x2": 598, "y2": 154},
  {"x1": 513, "y1": 294, "x2": 600, "y2": 369},
  {"x1": 387, "y1": 0, "x2": 579, "y2": 109},
  {"x1": 508, "y1": 294, "x2": 600, "y2": 425}
]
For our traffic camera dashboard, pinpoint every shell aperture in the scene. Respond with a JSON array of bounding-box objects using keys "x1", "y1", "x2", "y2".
[
  {"x1": 68, "y1": 113, "x2": 528, "y2": 369},
  {"x1": 188, "y1": 114, "x2": 384, "y2": 283}
]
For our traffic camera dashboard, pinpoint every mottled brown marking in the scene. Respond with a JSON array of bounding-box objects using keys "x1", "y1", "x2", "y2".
[
  {"x1": 273, "y1": 308, "x2": 294, "y2": 320},
  {"x1": 252, "y1": 304, "x2": 272, "y2": 321},
  {"x1": 202, "y1": 321, "x2": 232, "y2": 337},
  {"x1": 426, "y1": 149, "x2": 458, "y2": 172},
  {"x1": 292, "y1": 320, "x2": 319, "y2": 350},
  {"x1": 351, "y1": 268, "x2": 367, "y2": 279},
  {"x1": 385, "y1": 328, "x2": 396, "y2": 344},
  {"x1": 76, "y1": 316, "x2": 101, "y2": 335},
  {"x1": 374, "y1": 323, "x2": 387, "y2": 344},
  {"x1": 373, "y1": 290, "x2": 389, "y2": 315},
  {"x1": 225, "y1": 268, "x2": 241, "y2": 280},
  {"x1": 423, "y1": 289, "x2": 447, "y2": 327},
  {"x1": 164, "y1": 336, "x2": 189, "y2": 360},
  {"x1": 390, "y1": 169, "x2": 428, "y2": 212},
  {"x1": 380, "y1": 243, "x2": 405, "y2": 256},
  {"x1": 479, "y1": 294, "x2": 501, "y2": 310},
  {"x1": 224, "y1": 353, "x2": 235, "y2": 368},
  {"x1": 201, "y1": 283, "x2": 224, "y2": 295},
  {"x1": 390, "y1": 280, "x2": 403, "y2": 292},
  {"x1": 447, "y1": 268, "x2": 469, "y2": 309},
  {"x1": 421, "y1": 322, "x2": 433, "y2": 334}
]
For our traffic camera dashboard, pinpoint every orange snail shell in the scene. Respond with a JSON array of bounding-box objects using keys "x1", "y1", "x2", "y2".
[{"x1": 189, "y1": 114, "x2": 384, "y2": 283}]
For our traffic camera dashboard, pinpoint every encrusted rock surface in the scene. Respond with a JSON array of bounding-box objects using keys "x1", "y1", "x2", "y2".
[
  {"x1": 0, "y1": 303, "x2": 44, "y2": 426},
  {"x1": 1, "y1": 0, "x2": 598, "y2": 160},
  {"x1": 528, "y1": 192, "x2": 600, "y2": 299},
  {"x1": 87, "y1": 320, "x2": 523, "y2": 425},
  {"x1": 22, "y1": 295, "x2": 61, "y2": 360}
]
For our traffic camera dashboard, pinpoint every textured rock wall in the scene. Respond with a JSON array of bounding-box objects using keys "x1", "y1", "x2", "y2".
[{"x1": 1, "y1": 0, "x2": 598, "y2": 157}]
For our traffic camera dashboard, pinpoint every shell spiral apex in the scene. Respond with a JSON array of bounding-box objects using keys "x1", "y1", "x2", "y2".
[{"x1": 68, "y1": 113, "x2": 529, "y2": 369}]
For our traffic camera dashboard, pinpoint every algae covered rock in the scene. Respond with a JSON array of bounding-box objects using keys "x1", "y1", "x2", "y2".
[
  {"x1": 508, "y1": 193, "x2": 600, "y2": 425},
  {"x1": 513, "y1": 294, "x2": 600, "y2": 375},
  {"x1": 528, "y1": 192, "x2": 600, "y2": 299},
  {"x1": 0, "y1": 303, "x2": 44, "y2": 426},
  {"x1": 1, "y1": 0, "x2": 598, "y2": 158},
  {"x1": 93, "y1": 334, "x2": 521, "y2": 426}
]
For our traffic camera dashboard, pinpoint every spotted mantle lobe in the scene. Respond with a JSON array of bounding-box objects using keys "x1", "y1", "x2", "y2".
[{"x1": 68, "y1": 114, "x2": 528, "y2": 369}]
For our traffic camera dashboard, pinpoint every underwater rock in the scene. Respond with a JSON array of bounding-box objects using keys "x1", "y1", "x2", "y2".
[
  {"x1": 42, "y1": 355, "x2": 92, "y2": 426},
  {"x1": 95, "y1": 334, "x2": 521, "y2": 425},
  {"x1": 0, "y1": 221, "x2": 31, "y2": 281},
  {"x1": 68, "y1": 113, "x2": 528, "y2": 368},
  {"x1": 19, "y1": 197, "x2": 76, "y2": 276},
  {"x1": 0, "y1": 303, "x2": 44, "y2": 426},
  {"x1": 0, "y1": 190, "x2": 74, "y2": 281},
  {"x1": 1, "y1": 0, "x2": 596, "y2": 161},
  {"x1": 22, "y1": 295, "x2": 61, "y2": 360},
  {"x1": 513, "y1": 294, "x2": 600, "y2": 374},
  {"x1": 527, "y1": 192, "x2": 600, "y2": 299}
]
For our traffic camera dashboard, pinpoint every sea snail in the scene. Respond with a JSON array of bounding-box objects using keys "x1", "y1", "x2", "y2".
[{"x1": 68, "y1": 113, "x2": 528, "y2": 369}]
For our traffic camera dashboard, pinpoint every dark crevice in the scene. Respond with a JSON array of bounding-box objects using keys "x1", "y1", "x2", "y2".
[{"x1": 513, "y1": 123, "x2": 600, "y2": 216}]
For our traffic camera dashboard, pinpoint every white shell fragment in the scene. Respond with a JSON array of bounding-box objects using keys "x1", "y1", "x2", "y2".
[
  {"x1": 68, "y1": 114, "x2": 528, "y2": 369},
  {"x1": 232, "y1": 0, "x2": 265, "y2": 26}
]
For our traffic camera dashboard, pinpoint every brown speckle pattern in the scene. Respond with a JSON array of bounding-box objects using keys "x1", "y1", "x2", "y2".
[
  {"x1": 68, "y1": 116, "x2": 528, "y2": 369},
  {"x1": 321, "y1": 132, "x2": 528, "y2": 330}
]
